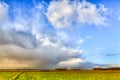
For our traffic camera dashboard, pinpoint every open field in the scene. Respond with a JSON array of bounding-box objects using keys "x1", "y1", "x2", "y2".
[{"x1": 0, "y1": 70, "x2": 120, "y2": 80}]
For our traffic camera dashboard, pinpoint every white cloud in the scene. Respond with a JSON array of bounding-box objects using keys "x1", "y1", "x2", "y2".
[
  {"x1": 118, "y1": 16, "x2": 120, "y2": 21},
  {"x1": 76, "y1": 2, "x2": 107, "y2": 26},
  {"x1": 57, "y1": 58, "x2": 83, "y2": 69},
  {"x1": 46, "y1": 0, "x2": 107, "y2": 29},
  {"x1": 77, "y1": 39, "x2": 85, "y2": 45},
  {"x1": 86, "y1": 36, "x2": 92, "y2": 39},
  {"x1": 46, "y1": 0, "x2": 74, "y2": 28},
  {"x1": 0, "y1": 2, "x2": 8, "y2": 22}
]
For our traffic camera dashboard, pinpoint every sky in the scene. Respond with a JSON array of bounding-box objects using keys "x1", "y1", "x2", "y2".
[{"x1": 0, "y1": 0, "x2": 120, "y2": 69}]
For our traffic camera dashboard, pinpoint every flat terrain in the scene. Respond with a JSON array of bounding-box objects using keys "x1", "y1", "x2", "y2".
[{"x1": 0, "y1": 70, "x2": 120, "y2": 80}]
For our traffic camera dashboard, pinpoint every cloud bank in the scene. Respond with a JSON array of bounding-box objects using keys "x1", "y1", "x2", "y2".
[{"x1": 0, "y1": 0, "x2": 108, "y2": 69}]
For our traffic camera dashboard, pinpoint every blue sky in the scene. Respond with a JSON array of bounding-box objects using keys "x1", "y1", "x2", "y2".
[{"x1": 0, "y1": 0, "x2": 120, "y2": 69}]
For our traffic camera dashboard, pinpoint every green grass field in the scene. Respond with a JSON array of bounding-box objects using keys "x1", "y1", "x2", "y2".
[{"x1": 0, "y1": 70, "x2": 120, "y2": 80}]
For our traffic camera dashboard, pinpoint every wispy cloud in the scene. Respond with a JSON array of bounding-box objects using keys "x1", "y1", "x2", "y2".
[
  {"x1": 106, "y1": 53, "x2": 120, "y2": 56},
  {"x1": 0, "y1": 2, "x2": 8, "y2": 22}
]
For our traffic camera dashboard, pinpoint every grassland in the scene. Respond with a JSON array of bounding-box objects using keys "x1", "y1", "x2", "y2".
[{"x1": 0, "y1": 70, "x2": 120, "y2": 80}]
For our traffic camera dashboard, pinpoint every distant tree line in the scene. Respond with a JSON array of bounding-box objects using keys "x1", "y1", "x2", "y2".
[{"x1": 93, "y1": 67, "x2": 120, "y2": 70}]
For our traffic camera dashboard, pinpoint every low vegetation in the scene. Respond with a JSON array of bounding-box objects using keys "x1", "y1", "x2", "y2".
[{"x1": 0, "y1": 70, "x2": 120, "y2": 80}]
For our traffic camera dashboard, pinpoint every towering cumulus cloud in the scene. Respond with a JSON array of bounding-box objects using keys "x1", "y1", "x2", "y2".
[{"x1": 0, "y1": 0, "x2": 108, "y2": 69}]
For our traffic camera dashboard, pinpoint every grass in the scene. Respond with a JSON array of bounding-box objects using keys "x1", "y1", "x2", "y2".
[{"x1": 0, "y1": 70, "x2": 120, "y2": 80}]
